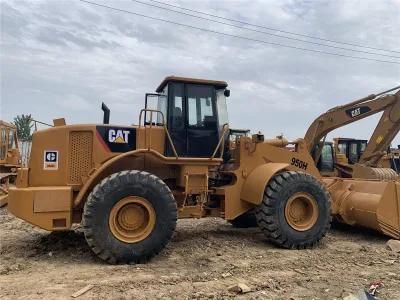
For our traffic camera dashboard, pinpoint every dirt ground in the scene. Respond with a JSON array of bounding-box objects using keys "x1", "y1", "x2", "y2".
[{"x1": 0, "y1": 207, "x2": 399, "y2": 300}]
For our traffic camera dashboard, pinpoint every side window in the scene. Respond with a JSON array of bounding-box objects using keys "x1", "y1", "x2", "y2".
[
  {"x1": 145, "y1": 94, "x2": 167, "y2": 124},
  {"x1": 360, "y1": 142, "x2": 367, "y2": 153},
  {"x1": 0, "y1": 128, "x2": 6, "y2": 160},
  {"x1": 320, "y1": 144, "x2": 334, "y2": 171},
  {"x1": 216, "y1": 89, "x2": 229, "y2": 128},
  {"x1": 349, "y1": 142, "x2": 358, "y2": 164},
  {"x1": 338, "y1": 143, "x2": 347, "y2": 155},
  {"x1": 8, "y1": 130, "x2": 14, "y2": 149},
  {"x1": 169, "y1": 84, "x2": 184, "y2": 129}
]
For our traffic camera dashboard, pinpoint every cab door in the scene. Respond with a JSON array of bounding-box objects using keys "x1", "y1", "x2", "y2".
[
  {"x1": 166, "y1": 83, "x2": 186, "y2": 156},
  {"x1": 186, "y1": 84, "x2": 219, "y2": 157}
]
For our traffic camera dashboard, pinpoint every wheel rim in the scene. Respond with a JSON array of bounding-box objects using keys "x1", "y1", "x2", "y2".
[
  {"x1": 284, "y1": 192, "x2": 319, "y2": 231},
  {"x1": 109, "y1": 196, "x2": 156, "y2": 243}
]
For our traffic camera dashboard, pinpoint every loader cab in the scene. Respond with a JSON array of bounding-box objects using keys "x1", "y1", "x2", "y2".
[
  {"x1": 145, "y1": 76, "x2": 229, "y2": 157},
  {"x1": 315, "y1": 142, "x2": 335, "y2": 175}
]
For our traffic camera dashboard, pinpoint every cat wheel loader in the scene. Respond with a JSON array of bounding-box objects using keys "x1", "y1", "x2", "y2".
[
  {"x1": 0, "y1": 121, "x2": 20, "y2": 207},
  {"x1": 8, "y1": 76, "x2": 333, "y2": 264}
]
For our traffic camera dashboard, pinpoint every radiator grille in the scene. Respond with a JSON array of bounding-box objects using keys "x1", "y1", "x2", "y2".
[{"x1": 69, "y1": 131, "x2": 93, "y2": 184}]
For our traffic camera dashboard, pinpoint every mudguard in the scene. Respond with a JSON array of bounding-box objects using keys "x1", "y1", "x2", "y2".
[{"x1": 240, "y1": 163, "x2": 288, "y2": 205}]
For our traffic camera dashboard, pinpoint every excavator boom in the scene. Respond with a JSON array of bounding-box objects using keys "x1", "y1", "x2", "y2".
[{"x1": 305, "y1": 85, "x2": 400, "y2": 164}]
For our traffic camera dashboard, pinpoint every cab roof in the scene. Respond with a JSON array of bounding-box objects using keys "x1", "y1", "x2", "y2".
[{"x1": 156, "y1": 76, "x2": 228, "y2": 93}]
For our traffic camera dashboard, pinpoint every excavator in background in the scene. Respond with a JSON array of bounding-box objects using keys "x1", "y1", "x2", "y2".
[
  {"x1": 319, "y1": 137, "x2": 399, "y2": 177},
  {"x1": 334, "y1": 138, "x2": 399, "y2": 174},
  {"x1": 305, "y1": 86, "x2": 400, "y2": 180},
  {"x1": 304, "y1": 85, "x2": 400, "y2": 239},
  {"x1": 381, "y1": 145, "x2": 400, "y2": 173},
  {"x1": 0, "y1": 121, "x2": 21, "y2": 207}
]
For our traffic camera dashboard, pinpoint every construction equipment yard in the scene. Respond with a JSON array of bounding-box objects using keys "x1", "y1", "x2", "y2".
[
  {"x1": 1, "y1": 207, "x2": 399, "y2": 299},
  {"x1": 2, "y1": 2, "x2": 400, "y2": 300}
]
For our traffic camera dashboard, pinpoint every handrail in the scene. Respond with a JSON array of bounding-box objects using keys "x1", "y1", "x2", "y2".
[
  {"x1": 211, "y1": 123, "x2": 229, "y2": 159},
  {"x1": 32, "y1": 119, "x2": 53, "y2": 131},
  {"x1": 138, "y1": 109, "x2": 179, "y2": 158}
]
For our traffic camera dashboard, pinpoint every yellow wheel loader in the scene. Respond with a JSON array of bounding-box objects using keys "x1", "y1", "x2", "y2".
[
  {"x1": 0, "y1": 121, "x2": 21, "y2": 207},
  {"x1": 9, "y1": 76, "x2": 332, "y2": 264},
  {"x1": 8, "y1": 77, "x2": 400, "y2": 264}
]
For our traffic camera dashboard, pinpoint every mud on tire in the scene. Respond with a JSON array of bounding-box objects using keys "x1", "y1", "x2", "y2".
[
  {"x1": 82, "y1": 170, "x2": 177, "y2": 264},
  {"x1": 255, "y1": 171, "x2": 331, "y2": 249}
]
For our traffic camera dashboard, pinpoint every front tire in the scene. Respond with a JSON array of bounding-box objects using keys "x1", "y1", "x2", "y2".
[
  {"x1": 83, "y1": 170, "x2": 177, "y2": 264},
  {"x1": 255, "y1": 171, "x2": 331, "y2": 249}
]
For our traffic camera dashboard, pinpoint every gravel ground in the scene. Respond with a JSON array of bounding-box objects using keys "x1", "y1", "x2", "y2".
[{"x1": 0, "y1": 207, "x2": 399, "y2": 299}]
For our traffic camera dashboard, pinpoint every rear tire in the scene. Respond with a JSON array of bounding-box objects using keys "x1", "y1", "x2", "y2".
[
  {"x1": 255, "y1": 171, "x2": 331, "y2": 249},
  {"x1": 83, "y1": 170, "x2": 177, "y2": 264}
]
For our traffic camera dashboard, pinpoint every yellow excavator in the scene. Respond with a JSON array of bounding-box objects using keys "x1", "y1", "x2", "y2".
[
  {"x1": 306, "y1": 86, "x2": 400, "y2": 180},
  {"x1": 305, "y1": 86, "x2": 400, "y2": 239},
  {"x1": 327, "y1": 137, "x2": 399, "y2": 175}
]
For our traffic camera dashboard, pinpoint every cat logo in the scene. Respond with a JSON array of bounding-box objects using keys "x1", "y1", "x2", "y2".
[
  {"x1": 43, "y1": 150, "x2": 59, "y2": 170},
  {"x1": 350, "y1": 107, "x2": 361, "y2": 117},
  {"x1": 108, "y1": 129, "x2": 130, "y2": 144}
]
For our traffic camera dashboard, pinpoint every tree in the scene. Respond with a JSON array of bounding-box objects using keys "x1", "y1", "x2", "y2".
[{"x1": 13, "y1": 114, "x2": 33, "y2": 142}]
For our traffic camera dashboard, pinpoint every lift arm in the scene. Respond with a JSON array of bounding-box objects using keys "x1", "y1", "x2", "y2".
[{"x1": 304, "y1": 86, "x2": 400, "y2": 166}]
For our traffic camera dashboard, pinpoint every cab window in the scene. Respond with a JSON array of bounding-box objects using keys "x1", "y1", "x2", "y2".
[
  {"x1": 145, "y1": 94, "x2": 167, "y2": 124},
  {"x1": 0, "y1": 128, "x2": 6, "y2": 160},
  {"x1": 319, "y1": 144, "x2": 334, "y2": 172},
  {"x1": 187, "y1": 85, "x2": 216, "y2": 128},
  {"x1": 216, "y1": 89, "x2": 229, "y2": 128}
]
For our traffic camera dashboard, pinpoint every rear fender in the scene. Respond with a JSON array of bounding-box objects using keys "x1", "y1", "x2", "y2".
[
  {"x1": 240, "y1": 163, "x2": 289, "y2": 205},
  {"x1": 73, "y1": 150, "x2": 154, "y2": 207}
]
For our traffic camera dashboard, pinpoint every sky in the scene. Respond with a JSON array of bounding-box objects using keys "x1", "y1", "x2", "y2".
[{"x1": 1, "y1": 0, "x2": 399, "y2": 145}]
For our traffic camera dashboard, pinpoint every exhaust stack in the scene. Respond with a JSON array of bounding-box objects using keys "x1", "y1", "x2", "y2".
[{"x1": 102, "y1": 102, "x2": 110, "y2": 124}]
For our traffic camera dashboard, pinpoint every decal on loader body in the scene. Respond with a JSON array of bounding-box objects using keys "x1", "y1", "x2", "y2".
[
  {"x1": 43, "y1": 150, "x2": 59, "y2": 170},
  {"x1": 96, "y1": 126, "x2": 136, "y2": 152},
  {"x1": 291, "y1": 157, "x2": 308, "y2": 171}
]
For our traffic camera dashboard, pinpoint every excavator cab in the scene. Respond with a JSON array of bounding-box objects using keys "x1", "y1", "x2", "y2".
[
  {"x1": 335, "y1": 138, "x2": 367, "y2": 164},
  {"x1": 145, "y1": 76, "x2": 230, "y2": 157}
]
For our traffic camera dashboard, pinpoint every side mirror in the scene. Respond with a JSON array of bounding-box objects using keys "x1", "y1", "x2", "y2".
[{"x1": 224, "y1": 89, "x2": 230, "y2": 97}]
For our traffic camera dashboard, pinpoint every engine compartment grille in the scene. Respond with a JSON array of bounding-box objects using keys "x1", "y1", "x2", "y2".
[{"x1": 69, "y1": 131, "x2": 93, "y2": 184}]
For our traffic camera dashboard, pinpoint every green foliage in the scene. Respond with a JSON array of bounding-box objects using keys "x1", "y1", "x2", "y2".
[{"x1": 13, "y1": 114, "x2": 33, "y2": 142}]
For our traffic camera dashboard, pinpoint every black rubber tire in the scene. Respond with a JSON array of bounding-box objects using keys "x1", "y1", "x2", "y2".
[
  {"x1": 82, "y1": 170, "x2": 177, "y2": 264},
  {"x1": 255, "y1": 171, "x2": 331, "y2": 249},
  {"x1": 229, "y1": 210, "x2": 257, "y2": 228}
]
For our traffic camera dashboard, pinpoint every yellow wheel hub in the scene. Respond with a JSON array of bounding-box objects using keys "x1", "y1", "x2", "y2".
[
  {"x1": 109, "y1": 196, "x2": 156, "y2": 243},
  {"x1": 285, "y1": 192, "x2": 319, "y2": 231}
]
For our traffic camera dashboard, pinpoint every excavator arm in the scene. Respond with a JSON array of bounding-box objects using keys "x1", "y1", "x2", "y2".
[{"x1": 305, "y1": 86, "x2": 400, "y2": 166}]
